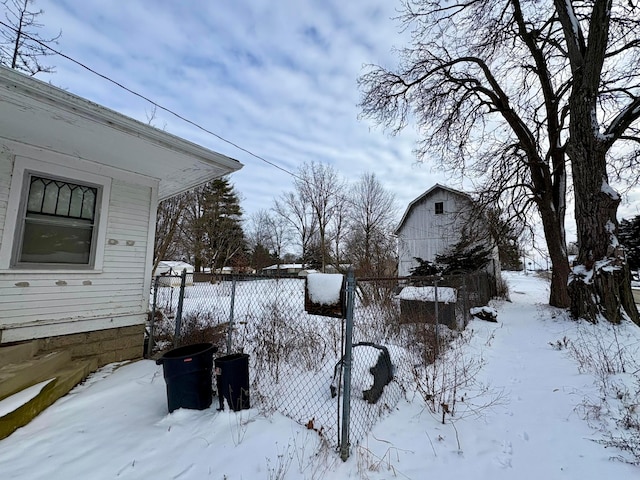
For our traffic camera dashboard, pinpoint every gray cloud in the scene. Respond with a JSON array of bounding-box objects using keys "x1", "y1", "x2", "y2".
[{"x1": 35, "y1": 1, "x2": 463, "y2": 222}]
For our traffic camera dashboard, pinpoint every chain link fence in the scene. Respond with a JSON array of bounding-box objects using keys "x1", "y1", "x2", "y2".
[{"x1": 147, "y1": 270, "x2": 499, "y2": 457}]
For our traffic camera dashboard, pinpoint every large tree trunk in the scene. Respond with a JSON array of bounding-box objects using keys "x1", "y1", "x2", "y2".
[
  {"x1": 567, "y1": 116, "x2": 640, "y2": 325},
  {"x1": 538, "y1": 202, "x2": 571, "y2": 308},
  {"x1": 555, "y1": 0, "x2": 640, "y2": 326}
]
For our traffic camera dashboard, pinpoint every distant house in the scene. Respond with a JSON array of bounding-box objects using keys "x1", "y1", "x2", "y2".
[
  {"x1": 395, "y1": 184, "x2": 499, "y2": 277},
  {"x1": 0, "y1": 66, "x2": 241, "y2": 389},
  {"x1": 261, "y1": 264, "x2": 349, "y2": 276},
  {"x1": 261, "y1": 263, "x2": 305, "y2": 276},
  {"x1": 155, "y1": 261, "x2": 195, "y2": 286}
]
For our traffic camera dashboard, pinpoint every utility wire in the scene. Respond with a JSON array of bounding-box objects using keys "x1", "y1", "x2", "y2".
[
  {"x1": 0, "y1": 18, "x2": 407, "y2": 238},
  {"x1": 0, "y1": 18, "x2": 299, "y2": 180}
]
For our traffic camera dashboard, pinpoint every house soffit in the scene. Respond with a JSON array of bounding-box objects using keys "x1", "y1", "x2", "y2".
[{"x1": 0, "y1": 66, "x2": 243, "y2": 200}]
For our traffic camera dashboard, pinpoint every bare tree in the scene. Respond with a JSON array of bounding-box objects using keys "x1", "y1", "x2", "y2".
[
  {"x1": 0, "y1": 0, "x2": 60, "y2": 75},
  {"x1": 246, "y1": 210, "x2": 271, "y2": 257},
  {"x1": 294, "y1": 161, "x2": 345, "y2": 272},
  {"x1": 153, "y1": 194, "x2": 188, "y2": 273},
  {"x1": 246, "y1": 209, "x2": 291, "y2": 267},
  {"x1": 345, "y1": 172, "x2": 397, "y2": 276},
  {"x1": 359, "y1": 0, "x2": 639, "y2": 324},
  {"x1": 274, "y1": 190, "x2": 317, "y2": 263},
  {"x1": 329, "y1": 197, "x2": 350, "y2": 271},
  {"x1": 556, "y1": 0, "x2": 639, "y2": 323}
]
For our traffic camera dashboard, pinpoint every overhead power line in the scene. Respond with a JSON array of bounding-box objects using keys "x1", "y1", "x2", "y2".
[
  {"x1": 0, "y1": 18, "x2": 298, "y2": 179},
  {"x1": 0, "y1": 18, "x2": 406, "y2": 236}
]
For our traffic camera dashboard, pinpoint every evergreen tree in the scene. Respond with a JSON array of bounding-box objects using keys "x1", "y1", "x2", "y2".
[
  {"x1": 409, "y1": 257, "x2": 442, "y2": 277},
  {"x1": 436, "y1": 243, "x2": 493, "y2": 274},
  {"x1": 301, "y1": 239, "x2": 324, "y2": 270},
  {"x1": 250, "y1": 243, "x2": 277, "y2": 271},
  {"x1": 184, "y1": 177, "x2": 246, "y2": 271}
]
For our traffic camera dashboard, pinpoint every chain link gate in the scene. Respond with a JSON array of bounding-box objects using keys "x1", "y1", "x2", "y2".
[{"x1": 148, "y1": 269, "x2": 496, "y2": 459}]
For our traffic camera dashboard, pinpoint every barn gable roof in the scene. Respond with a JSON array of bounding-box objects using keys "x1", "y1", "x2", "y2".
[{"x1": 394, "y1": 184, "x2": 472, "y2": 235}]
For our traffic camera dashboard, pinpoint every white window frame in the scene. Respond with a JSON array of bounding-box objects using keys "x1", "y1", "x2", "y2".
[{"x1": 0, "y1": 156, "x2": 111, "y2": 272}]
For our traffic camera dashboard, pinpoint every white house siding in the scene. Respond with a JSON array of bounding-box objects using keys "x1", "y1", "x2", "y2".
[
  {"x1": 0, "y1": 163, "x2": 154, "y2": 342},
  {"x1": 397, "y1": 189, "x2": 472, "y2": 277},
  {"x1": 0, "y1": 151, "x2": 12, "y2": 246}
]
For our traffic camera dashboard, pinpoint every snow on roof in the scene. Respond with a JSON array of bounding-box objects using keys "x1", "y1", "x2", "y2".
[
  {"x1": 156, "y1": 261, "x2": 194, "y2": 274},
  {"x1": 397, "y1": 286, "x2": 457, "y2": 303},
  {"x1": 307, "y1": 273, "x2": 344, "y2": 305},
  {"x1": 262, "y1": 264, "x2": 304, "y2": 270}
]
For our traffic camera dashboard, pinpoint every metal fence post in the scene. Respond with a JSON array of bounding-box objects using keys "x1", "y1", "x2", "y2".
[
  {"x1": 147, "y1": 276, "x2": 159, "y2": 358},
  {"x1": 174, "y1": 268, "x2": 187, "y2": 346},
  {"x1": 340, "y1": 267, "x2": 356, "y2": 462},
  {"x1": 226, "y1": 275, "x2": 237, "y2": 354},
  {"x1": 434, "y1": 278, "x2": 439, "y2": 357},
  {"x1": 462, "y1": 276, "x2": 468, "y2": 328}
]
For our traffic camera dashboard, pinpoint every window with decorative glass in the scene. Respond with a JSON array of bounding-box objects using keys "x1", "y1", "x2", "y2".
[{"x1": 15, "y1": 174, "x2": 100, "y2": 266}]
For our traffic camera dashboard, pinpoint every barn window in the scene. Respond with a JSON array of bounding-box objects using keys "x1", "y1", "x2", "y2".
[
  {"x1": 14, "y1": 174, "x2": 101, "y2": 267},
  {"x1": 435, "y1": 202, "x2": 444, "y2": 215}
]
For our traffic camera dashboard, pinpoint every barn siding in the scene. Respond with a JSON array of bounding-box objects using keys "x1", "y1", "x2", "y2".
[
  {"x1": 0, "y1": 158, "x2": 154, "y2": 341},
  {"x1": 397, "y1": 188, "x2": 472, "y2": 277}
]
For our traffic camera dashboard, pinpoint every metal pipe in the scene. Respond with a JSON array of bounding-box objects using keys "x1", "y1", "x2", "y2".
[
  {"x1": 340, "y1": 267, "x2": 356, "y2": 461},
  {"x1": 174, "y1": 268, "x2": 187, "y2": 346}
]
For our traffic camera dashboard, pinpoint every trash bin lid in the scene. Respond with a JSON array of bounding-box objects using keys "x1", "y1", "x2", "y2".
[{"x1": 156, "y1": 343, "x2": 217, "y2": 364}]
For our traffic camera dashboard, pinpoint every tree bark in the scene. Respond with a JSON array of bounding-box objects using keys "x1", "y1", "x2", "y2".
[
  {"x1": 567, "y1": 104, "x2": 640, "y2": 325},
  {"x1": 554, "y1": 0, "x2": 640, "y2": 325},
  {"x1": 537, "y1": 198, "x2": 571, "y2": 308}
]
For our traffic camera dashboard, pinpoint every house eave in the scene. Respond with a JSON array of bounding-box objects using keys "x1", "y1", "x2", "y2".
[{"x1": 0, "y1": 66, "x2": 242, "y2": 199}]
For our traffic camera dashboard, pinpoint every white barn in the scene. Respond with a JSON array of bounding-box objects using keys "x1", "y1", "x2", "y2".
[
  {"x1": 395, "y1": 184, "x2": 499, "y2": 277},
  {"x1": 0, "y1": 66, "x2": 242, "y2": 366}
]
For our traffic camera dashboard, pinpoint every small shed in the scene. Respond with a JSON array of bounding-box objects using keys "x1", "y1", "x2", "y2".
[
  {"x1": 156, "y1": 261, "x2": 195, "y2": 287},
  {"x1": 396, "y1": 285, "x2": 458, "y2": 329}
]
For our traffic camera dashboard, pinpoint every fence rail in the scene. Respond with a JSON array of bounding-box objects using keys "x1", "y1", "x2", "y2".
[{"x1": 148, "y1": 270, "x2": 498, "y2": 458}]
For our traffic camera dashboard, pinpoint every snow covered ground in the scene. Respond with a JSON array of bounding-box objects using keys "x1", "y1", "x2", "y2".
[{"x1": 1, "y1": 272, "x2": 639, "y2": 479}]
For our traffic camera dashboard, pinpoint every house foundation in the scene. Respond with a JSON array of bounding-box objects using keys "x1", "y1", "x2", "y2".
[{"x1": 37, "y1": 324, "x2": 145, "y2": 367}]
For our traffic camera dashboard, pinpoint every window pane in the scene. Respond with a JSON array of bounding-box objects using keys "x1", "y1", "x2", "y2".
[
  {"x1": 56, "y1": 183, "x2": 72, "y2": 216},
  {"x1": 19, "y1": 175, "x2": 100, "y2": 266},
  {"x1": 27, "y1": 177, "x2": 97, "y2": 221},
  {"x1": 20, "y1": 215, "x2": 93, "y2": 264},
  {"x1": 80, "y1": 188, "x2": 96, "y2": 220},
  {"x1": 27, "y1": 178, "x2": 45, "y2": 212},
  {"x1": 69, "y1": 187, "x2": 83, "y2": 217},
  {"x1": 42, "y1": 180, "x2": 60, "y2": 215}
]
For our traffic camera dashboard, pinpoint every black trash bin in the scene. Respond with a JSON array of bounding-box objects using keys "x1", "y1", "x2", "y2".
[
  {"x1": 215, "y1": 353, "x2": 250, "y2": 411},
  {"x1": 156, "y1": 343, "x2": 218, "y2": 413}
]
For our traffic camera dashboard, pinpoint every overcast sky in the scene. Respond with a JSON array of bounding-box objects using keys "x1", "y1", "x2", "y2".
[
  {"x1": 30, "y1": 1, "x2": 453, "y2": 219},
  {"x1": 26, "y1": 1, "x2": 640, "y2": 241}
]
